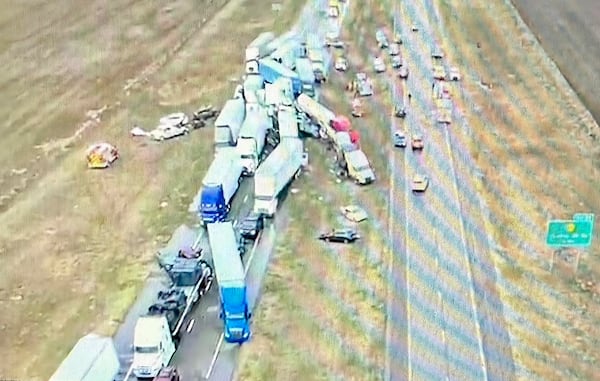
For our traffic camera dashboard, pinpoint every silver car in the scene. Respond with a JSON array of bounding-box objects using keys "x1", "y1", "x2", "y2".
[{"x1": 373, "y1": 57, "x2": 386, "y2": 73}]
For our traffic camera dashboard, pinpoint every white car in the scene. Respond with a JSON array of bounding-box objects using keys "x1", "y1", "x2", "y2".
[
  {"x1": 335, "y1": 56, "x2": 348, "y2": 71},
  {"x1": 376, "y1": 29, "x2": 389, "y2": 48},
  {"x1": 391, "y1": 55, "x2": 402, "y2": 69},
  {"x1": 373, "y1": 57, "x2": 386, "y2": 73},
  {"x1": 412, "y1": 174, "x2": 429, "y2": 193},
  {"x1": 149, "y1": 124, "x2": 190, "y2": 141},
  {"x1": 449, "y1": 67, "x2": 461, "y2": 81},
  {"x1": 340, "y1": 205, "x2": 368, "y2": 222},
  {"x1": 398, "y1": 65, "x2": 409, "y2": 79},
  {"x1": 159, "y1": 112, "x2": 189, "y2": 127},
  {"x1": 388, "y1": 43, "x2": 400, "y2": 56}
]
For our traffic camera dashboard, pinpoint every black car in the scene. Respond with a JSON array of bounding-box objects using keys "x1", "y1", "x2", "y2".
[
  {"x1": 239, "y1": 212, "x2": 265, "y2": 240},
  {"x1": 318, "y1": 228, "x2": 360, "y2": 243}
]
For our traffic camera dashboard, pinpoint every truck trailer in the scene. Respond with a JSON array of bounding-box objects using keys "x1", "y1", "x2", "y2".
[
  {"x1": 258, "y1": 58, "x2": 303, "y2": 96},
  {"x1": 132, "y1": 256, "x2": 214, "y2": 379},
  {"x1": 296, "y1": 93, "x2": 335, "y2": 134},
  {"x1": 237, "y1": 108, "x2": 270, "y2": 175},
  {"x1": 243, "y1": 74, "x2": 265, "y2": 105},
  {"x1": 270, "y1": 39, "x2": 299, "y2": 70},
  {"x1": 200, "y1": 148, "x2": 244, "y2": 223},
  {"x1": 245, "y1": 32, "x2": 276, "y2": 74},
  {"x1": 207, "y1": 222, "x2": 251, "y2": 343},
  {"x1": 49, "y1": 334, "x2": 119, "y2": 381},
  {"x1": 294, "y1": 58, "x2": 316, "y2": 97},
  {"x1": 264, "y1": 77, "x2": 294, "y2": 109},
  {"x1": 214, "y1": 98, "x2": 246, "y2": 153},
  {"x1": 253, "y1": 138, "x2": 304, "y2": 216},
  {"x1": 276, "y1": 105, "x2": 299, "y2": 138}
]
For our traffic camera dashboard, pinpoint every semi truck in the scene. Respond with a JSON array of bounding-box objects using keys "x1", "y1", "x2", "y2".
[
  {"x1": 132, "y1": 257, "x2": 214, "y2": 379},
  {"x1": 245, "y1": 32, "x2": 276, "y2": 74},
  {"x1": 258, "y1": 58, "x2": 303, "y2": 96},
  {"x1": 242, "y1": 74, "x2": 265, "y2": 105},
  {"x1": 264, "y1": 77, "x2": 294, "y2": 110},
  {"x1": 253, "y1": 138, "x2": 304, "y2": 216},
  {"x1": 270, "y1": 39, "x2": 299, "y2": 70},
  {"x1": 237, "y1": 107, "x2": 270, "y2": 175},
  {"x1": 49, "y1": 334, "x2": 119, "y2": 381},
  {"x1": 207, "y1": 222, "x2": 251, "y2": 343},
  {"x1": 296, "y1": 93, "x2": 351, "y2": 140},
  {"x1": 199, "y1": 148, "x2": 244, "y2": 223},
  {"x1": 307, "y1": 48, "x2": 327, "y2": 83},
  {"x1": 294, "y1": 57, "x2": 316, "y2": 97},
  {"x1": 214, "y1": 98, "x2": 246, "y2": 153},
  {"x1": 276, "y1": 105, "x2": 299, "y2": 138}
]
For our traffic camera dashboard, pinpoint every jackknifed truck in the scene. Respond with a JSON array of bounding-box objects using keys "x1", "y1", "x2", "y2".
[
  {"x1": 237, "y1": 107, "x2": 270, "y2": 175},
  {"x1": 253, "y1": 138, "x2": 304, "y2": 216},
  {"x1": 213, "y1": 97, "x2": 246, "y2": 154},
  {"x1": 131, "y1": 254, "x2": 214, "y2": 379},
  {"x1": 49, "y1": 334, "x2": 119, "y2": 381},
  {"x1": 207, "y1": 222, "x2": 252, "y2": 343},
  {"x1": 199, "y1": 147, "x2": 244, "y2": 223}
]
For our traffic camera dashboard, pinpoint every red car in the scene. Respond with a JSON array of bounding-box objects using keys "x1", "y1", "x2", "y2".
[{"x1": 153, "y1": 367, "x2": 180, "y2": 381}]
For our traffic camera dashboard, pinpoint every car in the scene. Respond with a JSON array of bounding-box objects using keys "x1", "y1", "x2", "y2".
[
  {"x1": 319, "y1": 228, "x2": 360, "y2": 243},
  {"x1": 159, "y1": 112, "x2": 189, "y2": 127},
  {"x1": 411, "y1": 25, "x2": 419, "y2": 32},
  {"x1": 153, "y1": 367, "x2": 181, "y2": 381},
  {"x1": 412, "y1": 174, "x2": 429, "y2": 193},
  {"x1": 340, "y1": 205, "x2": 368, "y2": 222},
  {"x1": 393, "y1": 32, "x2": 402, "y2": 44},
  {"x1": 356, "y1": 73, "x2": 374, "y2": 96},
  {"x1": 398, "y1": 65, "x2": 409, "y2": 79},
  {"x1": 334, "y1": 56, "x2": 348, "y2": 71},
  {"x1": 376, "y1": 29, "x2": 389, "y2": 48},
  {"x1": 393, "y1": 130, "x2": 407, "y2": 147},
  {"x1": 373, "y1": 56, "x2": 386, "y2": 73},
  {"x1": 149, "y1": 124, "x2": 190, "y2": 141},
  {"x1": 388, "y1": 43, "x2": 400, "y2": 56},
  {"x1": 431, "y1": 43, "x2": 444, "y2": 59},
  {"x1": 433, "y1": 65, "x2": 446, "y2": 80},
  {"x1": 391, "y1": 55, "x2": 402, "y2": 69},
  {"x1": 239, "y1": 211, "x2": 265, "y2": 240},
  {"x1": 394, "y1": 103, "x2": 406, "y2": 118},
  {"x1": 411, "y1": 134, "x2": 424, "y2": 150},
  {"x1": 449, "y1": 66, "x2": 461, "y2": 81}
]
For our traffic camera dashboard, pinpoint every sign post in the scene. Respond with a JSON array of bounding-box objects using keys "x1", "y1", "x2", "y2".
[{"x1": 546, "y1": 214, "x2": 595, "y2": 273}]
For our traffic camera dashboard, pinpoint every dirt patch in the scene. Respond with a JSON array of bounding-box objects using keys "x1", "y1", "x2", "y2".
[{"x1": 435, "y1": 0, "x2": 599, "y2": 379}]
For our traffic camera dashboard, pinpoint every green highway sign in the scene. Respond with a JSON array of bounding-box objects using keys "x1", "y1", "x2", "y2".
[{"x1": 546, "y1": 219, "x2": 594, "y2": 248}]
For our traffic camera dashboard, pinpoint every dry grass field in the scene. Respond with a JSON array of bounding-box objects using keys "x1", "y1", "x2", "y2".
[
  {"x1": 0, "y1": 0, "x2": 305, "y2": 379},
  {"x1": 435, "y1": 0, "x2": 600, "y2": 379}
]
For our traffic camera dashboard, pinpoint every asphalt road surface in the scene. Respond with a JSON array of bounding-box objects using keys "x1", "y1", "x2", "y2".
[{"x1": 381, "y1": 0, "x2": 515, "y2": 380}]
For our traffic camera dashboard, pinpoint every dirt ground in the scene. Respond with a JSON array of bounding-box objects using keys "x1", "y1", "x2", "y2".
[
  {"x1": 435, "y1": 0, "x2": 600, "y2": 379},
  {"x1": 509, "y1": 0, "x2": 600, "y2": 124},
  {"x1": 0, "y1": 0, "x2": 304, "y2": 379}
]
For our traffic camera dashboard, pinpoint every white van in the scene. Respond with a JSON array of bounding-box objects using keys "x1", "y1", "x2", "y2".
[{"x1": 132, "y1": 316, "x2": 177, "y2": 379}]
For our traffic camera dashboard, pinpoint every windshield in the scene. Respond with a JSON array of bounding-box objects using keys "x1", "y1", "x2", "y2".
[
  {"x1": 240, "y1": 154, "x2": 255, "y2": 159},
  {"x1": 135, "y1": 345, "x2": 158, "y2": 354},
  {"x1": 357, "y1": 165, "x2": 371, "y2": 171}
]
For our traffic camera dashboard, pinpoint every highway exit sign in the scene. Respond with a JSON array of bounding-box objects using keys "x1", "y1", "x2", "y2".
[{"x1": 546, "y1": 216, "x2": 594, "y2": 248}]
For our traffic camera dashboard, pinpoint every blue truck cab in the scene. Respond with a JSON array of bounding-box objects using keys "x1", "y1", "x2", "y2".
[
  {"x1": 206, "y1": 221, "x2": 251, "y2": 343},
  {"x1": 258, "y1": 58, "x2": 302, "y2": 97}
]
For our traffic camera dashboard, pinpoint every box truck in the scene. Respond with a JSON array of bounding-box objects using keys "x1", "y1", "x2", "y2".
[
  {"x1": 199, "y1": 148, "x2": 244, "y2": 223},
  {"x1": 245, "y1": 32, "x2": 276, "y2": 74},
  {"x1": 207, "y1": 222, "x2": 251, "y2": 343},
  {"x1": 276, "y1": 105, "x2": 299, "y2": 138},
  {"x1": 131, "y1": 257, "x2": 214, "y2": 378},
  {"x1": 258, "y1": 58, "x2": 303, "y2": 96},
  {"x1": 253, "y1": 138, "x2": 304, "y2": 216},
  {"x1": 214, "y1": 98, "x2": 246, "y2": 153},
  {"x1": 237, "y1": 108, "x2": 270, "y2": 175},
  {"x1": 49, "y1": 334, "x2": 119, "y2": 381},
  {"x1": 294, "y1": 58, "x2": 316, "y2": 96}
]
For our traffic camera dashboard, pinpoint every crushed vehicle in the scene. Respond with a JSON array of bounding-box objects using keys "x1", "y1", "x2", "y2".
[
  {"x1": 319, "y1": 228, "x2": 360, "y2": 243},
  {"x1": 239, "y1": 211, "x2": 265, "y2": 240},
  {"x1": 340, "y1": 205, "x2": 368, "y2": 222},
  {"x1": 150, "y1": 124, "x2": 190, "y2": 141},
  {"x1": 86, "y1": 142, "x2": 119, "y2": 169},
  {"x1": 159, "y1": 112, "x2": 189, "y2": 128},
  {"x1": 411, "y1": 134, "x2": 424, "y2": 150},
  {"x1": 334, "y1": 55, "x2": 348, "y2": 71},
  {"x1": 398, "y1": 65, "x2": 409, "y2": 79},
  {"x1": 433, "y1": 64, "x2": 446, "y2": 80},
  {"x1": 412, "y1": 174, "x2": 430, "y2": 193},
  {"x1": 388, "y1": 43, "x2": 400, "y2": 56},
  {"x1": 449, "y1": 66, "x2": 461, "y2": 81},
  {"x1": 373, "y1": 56, "x2": 386, "y2": 73},
  {"x1": 190, "y1": 105, "x2": 218, "y2": 129},
  {"x1": 393, "y1": 130, "x2": 407, "y2": 147},
  {"x1": 391, "y1": 55, "x2": 403, "y2": 69}
]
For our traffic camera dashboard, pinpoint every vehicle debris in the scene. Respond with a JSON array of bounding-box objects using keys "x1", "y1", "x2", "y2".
[{"x1": 86, "y1": 142, "x2": 119, "y2": 169}]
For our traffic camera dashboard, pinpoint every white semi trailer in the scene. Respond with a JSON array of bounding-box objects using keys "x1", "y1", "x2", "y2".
[
  {"x1": 237, "y1": 107, "x2": 270, "y2": 175},
  {"x1": 49, "y1": 334, "x2": 119, "y2": 381},
  {"x1": 253, "y1": 138, "x2": 304, "y2": 217},
  {"x1": 213, "y1": 98, "x2": 246, "y2": 154}
]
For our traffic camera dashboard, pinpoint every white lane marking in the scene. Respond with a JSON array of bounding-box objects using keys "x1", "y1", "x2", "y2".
[
  {"x1": 243, "y1": 194, "x2": 248, "y2": 203},
  {"x1": 186, "y1": 319, "x2": 195, "y2": 333},
  {"x1": 205, "y1": 333, "x2": 225, "y2": 379},
  {"x1": 244, "y1": 229, "x2": 263, "y2": 276},
  {"x1": 233, "y1": 219, "x2": 237, "y2": 228},
  {"x1": 123, "y1": 364, "x2": 134, "y2": 381},
  {"x1": 443, "y1": 127, "x2": 488, "y2": 380}
]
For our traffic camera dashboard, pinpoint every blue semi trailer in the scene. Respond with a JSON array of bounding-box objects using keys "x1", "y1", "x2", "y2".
[
  {"x1": 258, "y1": 58, "x2": 303, "y2": 97},
  {"x1": 207, "y1": 221, "x2": 251, "y2": 343}
]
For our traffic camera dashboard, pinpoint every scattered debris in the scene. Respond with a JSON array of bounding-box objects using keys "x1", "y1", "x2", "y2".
[
  {"x1": 130, "y1": 126, "x2": 148, "y2": 137},
  {"x1": 11, "y1": 168, "x2": 27, "y2": 176},
  {"x1": 86, "y1": 143, "x2": 119, "y2": 169}
]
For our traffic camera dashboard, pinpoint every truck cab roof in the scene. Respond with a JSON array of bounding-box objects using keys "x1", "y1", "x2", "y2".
[{"x1": 134, "y1": 317, "x2": 164, "y2": 347}]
